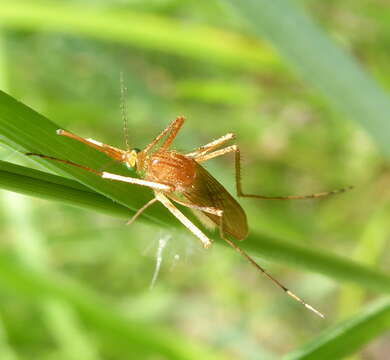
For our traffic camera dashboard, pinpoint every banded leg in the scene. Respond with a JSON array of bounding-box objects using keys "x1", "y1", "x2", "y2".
[
  {"x1": 219, "y1": 230, "x2": 324, "y2": 318},
  {"x1": 26, "y1": 153, "x2": 172, "y2": 192},
  {"x1": 195, "y1": 145, "x2": 352, "y2": 200}
]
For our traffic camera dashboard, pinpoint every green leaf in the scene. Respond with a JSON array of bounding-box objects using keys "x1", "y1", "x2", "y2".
[
  {"x1": 284, "y1": 298, "x2": 390, "y2": 360},
  {"x1": 1, "y1": 90, "x2": 390, "y2": 300},
  {"x1": 0, "y1": 160, "x2": 132, "y2": 219},
  {"x1": 0, "y1": 254, "x2": 225, "y2": 360},
  {"x1": 242, "y1": 232, "x2": 390, "y2": 294},
  {"x1": 0, "y1": 89, "x2": 171, "y2": 227},
  {"x1": 0, "y1": 0, "x2": 277, "y2": 73},
  {"x1": 225, "y1": 0, "x2": 390, "y2": 156}
]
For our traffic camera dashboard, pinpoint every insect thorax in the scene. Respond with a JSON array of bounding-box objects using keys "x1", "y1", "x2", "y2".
[{"x1": 145, "y1": 151, "x2": 196, "y2": 191}]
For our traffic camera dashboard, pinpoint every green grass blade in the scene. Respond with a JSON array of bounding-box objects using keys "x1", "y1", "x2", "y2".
[
  {"x1": 0, "y1": 160, "x2": 134, "y2": 219},
  {"x1": 1, "y1": 90, "x2": 390, "y2": 298},
  {"x1": 0, "y1": 313, "x2": 18, "y2": 360},
  {"x1": 242, "y1": 233, "x2": 390, "y2": 294},
  {"x1": 0, "y1": 89, "x2": 170, "y2": 226},
  {"x1": 0, "y1": 255, "x2": 225, "y2": 360},
  {"x1": 338, "y1": 206, "x2": 389, "y2": 318},
  {"x1": 0, "y1": 0, "x2": 277, "y2": 73},
  {"x1": 225, "y1": 0, "x2": 390, "y2": 156},
  {"x1": 284, "y1": 298, "x2": 390, "y2": 360},
  {"x1": 2, "y1": 163, "x2": 390, "y2": 296},
  {"x1": 1, "y1": 191, "x2": 100, "y2": 360}
]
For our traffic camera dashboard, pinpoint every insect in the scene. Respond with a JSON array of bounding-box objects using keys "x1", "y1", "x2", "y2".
[{"x1": 27, "y1": 116, "x2": 351, "y2": 318}]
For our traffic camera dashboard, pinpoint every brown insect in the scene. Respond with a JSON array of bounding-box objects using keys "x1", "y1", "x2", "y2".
[{"x1": 27, "y1": 116, "x2": 351, "y2": 318}]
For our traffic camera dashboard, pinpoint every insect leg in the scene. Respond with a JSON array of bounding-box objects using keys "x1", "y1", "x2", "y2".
[
  {"x1": 218, "y1": 223, "x2": 325, "y2": 318},
  {"x1": 186, "y1": 132, "x2": 235, "y2": 158},
  {"x1": 26, "y1": 153, "x2": 172, "y2": 191},
  {"x1": 169, "y1": 194, "x2": 325, "y2": 318},
  {"x1": 126, "y1": 197, "x2": 158, "y2": 225},
  {"x1": 166, "y1": 195, "x2": 223, "y2": 216},
  {"x1": 194, "y1": 145, "x2": 237, "y2": 163},
  {"x1": 56, "y1": 129, "x2": 125, "y2": 162},
  {"x1": 195, "y1": 145, "x2": 352, "y2": 200},
  {"x1": 143, "y1": 116, "x2": 185, "y2": 154},
  {"x1": 101, "y1": 172, "x2": 172, "y2": 191},
  {"x1": 154, "y1": 192, "x2": 212, "y2": 249}
]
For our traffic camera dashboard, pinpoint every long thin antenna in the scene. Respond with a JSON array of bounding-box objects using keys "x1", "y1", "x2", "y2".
[
  {"x1": 222, "y1": 235, "x2": 324, "y2": 318},
  {"x1": 120, "y1": 72, "x2": 130, "y2": 151}
]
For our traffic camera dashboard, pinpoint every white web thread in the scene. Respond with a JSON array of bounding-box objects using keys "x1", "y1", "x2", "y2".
[
  {"x1": 150, "y1": 235, "x2": 170, "y2": 289},
  {"x1": 169, "y1": 254, "x2": 180, "y2": 272}
]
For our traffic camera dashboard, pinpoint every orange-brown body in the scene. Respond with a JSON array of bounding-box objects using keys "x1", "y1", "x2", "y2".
[
  {"x1": 143, "y1": 151, "x2": 196, "y2": 192},
  {"x1": 139, "y1": 150, "x2": 248, "y2": 240}
]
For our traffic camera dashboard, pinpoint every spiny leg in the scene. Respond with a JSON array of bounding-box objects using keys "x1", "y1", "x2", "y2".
[
  {"x1": 186, "y1": 132, "x2": 235, "y2": 158},
  {"x1": 154, "y1": 192, "x2": 212, "y2": 249},
  {"x1": 26, "y1": 153, "x2": 172, "y2": 192},
  {"x1": 195, "y1": 145, "x2": 352, "y2": 200},
  {"x1": 143, "y1": 116, "x2": 185, "y2": 154}
]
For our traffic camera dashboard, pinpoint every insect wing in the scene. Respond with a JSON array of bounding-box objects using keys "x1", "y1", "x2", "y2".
[{"x1": 183, "y1": 163, "x2": 248, "y2": 240}]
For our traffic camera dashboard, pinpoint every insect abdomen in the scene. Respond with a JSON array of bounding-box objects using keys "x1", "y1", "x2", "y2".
[{"x1": 184, "y1": 163, "x2": 248, "y2": 241}]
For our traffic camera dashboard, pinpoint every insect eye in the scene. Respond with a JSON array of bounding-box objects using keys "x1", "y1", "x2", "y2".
[{"x1": 132, "y1": 148, "x2": 141, "y2": 153}]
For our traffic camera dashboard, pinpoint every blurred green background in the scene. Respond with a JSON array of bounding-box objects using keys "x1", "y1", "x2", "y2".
[{"x1": 0, "y1": 0, "x2": 390, "y2": 359}]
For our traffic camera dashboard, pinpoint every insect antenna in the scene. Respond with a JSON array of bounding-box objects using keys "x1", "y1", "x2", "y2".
[
  {"x1": 222, "y1": 235, "x2": 324, "y2": 318},
  {"x1": 120, "y1": 71, "x2": 130, "y2": 151}
]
